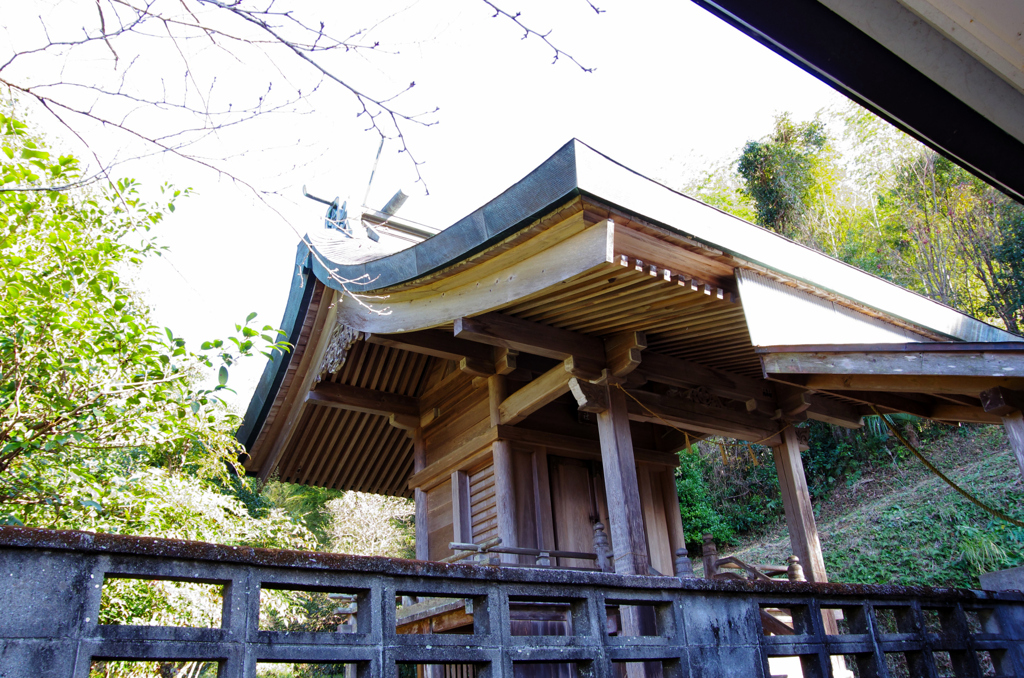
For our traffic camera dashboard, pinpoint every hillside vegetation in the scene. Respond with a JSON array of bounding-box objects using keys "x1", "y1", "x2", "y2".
[{"x1": 702, "y1": 425, "x2": 1024, "y2": 589}]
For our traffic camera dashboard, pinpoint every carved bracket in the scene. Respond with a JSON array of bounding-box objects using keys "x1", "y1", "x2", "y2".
[{"x1": 319, "y1": 322, "x2": 362, "y2": 378}]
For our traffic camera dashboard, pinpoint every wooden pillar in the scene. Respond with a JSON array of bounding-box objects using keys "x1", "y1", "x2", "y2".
[
  {"x1": 596, "y1": 385, "x2": 649, "y2": 576},
  {"x1": 980, "y1": 388, "x2": 1024, "y2": 479},
  {"x1": 772, "y1": 426, "x2": 828, "y2": 583},
  {"x1": 413, "y1": 431, "x2": 429, "y2": 562},
  {"x1": 488, "y1": 375, "x2": 519, "y2": 563},
  {"x1": 1001, "y1": 411, "x2": 1024, "y2": 478}
]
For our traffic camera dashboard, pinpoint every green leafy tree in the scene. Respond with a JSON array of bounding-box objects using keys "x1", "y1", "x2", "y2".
[
  {"x1": 882, "y1": 151, "x2": 1024, "y2": 332},
  {"x1": 736, "y1": 113, "x2": 829, "y2": 239},
  {"x1": 0, "y1": 105, "x2": 325, "y2": 678},
  {"x1": 0, "y1": 106, "x2": 291, "y2": 522}
]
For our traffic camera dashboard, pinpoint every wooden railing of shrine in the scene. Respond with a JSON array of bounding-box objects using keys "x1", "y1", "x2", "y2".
[
  {"x1": 1, "y1": 526, "x2": 1022, "y2": 678},
  {"x1": 700, "y1": 533, "x2": 807, "y2": 584}
]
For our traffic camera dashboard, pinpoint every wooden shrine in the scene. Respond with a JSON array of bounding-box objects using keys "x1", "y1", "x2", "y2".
[{"x1": 238, "y1": 141, "x2": 1024, "y2": 661}]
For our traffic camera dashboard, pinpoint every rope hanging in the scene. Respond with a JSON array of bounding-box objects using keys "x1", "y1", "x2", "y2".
[{"x1": 870, "y1": 406, "x2": 1024, "y2": 528}]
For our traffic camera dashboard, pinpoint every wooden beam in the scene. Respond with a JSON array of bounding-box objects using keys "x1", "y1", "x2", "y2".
[
  {"x1": 761, "y1": 349, "x2": 1024, "y2": 378},
  {"x1": 406, "y1": 428, "x2": 499, "y2": 491},
  {"x1": 454, "y1": 312, "x2": 605, "y2": 362},
  {"x1": 306, "y1": 382, "x2": 419, "y2": 418},
  {"x1": 498, "y1": 362, "x2": 573, "y2": 425},
  {"x1": 781, "y1": 374, "x2": 1024, "y2": 395},
  {"x1": 638, "y1": 352, "x2": 775, "y2": 414},
  {"x1": 623, "y1": 389, "x2": 780, "y2": 444},
  {"x1": 929, "y1": 404, "x2": 1003, "y2": 424},
  {"x1": 773, "y1": 426, "x2": 828, "y2": 584},
  {"x1": 803, "y1": 394, "x2": 863, "y2": 429},
  {"x1": 497, "y1": 426, "x2": 680, "y2": 468},
  {"x1": 367, "y1": 330, "x2": 494, "y2": 363},
  {"x1": 757, "y1": 342, "x2": 1024, "y2": 354},
  {"x1": 823, "y1": 389, "x2": 935, "y2": 418},
  {"x1": 597, "y1": 385, "x2": 649, "y2": 576}
]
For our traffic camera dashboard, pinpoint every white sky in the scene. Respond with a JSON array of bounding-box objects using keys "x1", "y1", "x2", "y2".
[{"x1": 3, "y1": 0, "x2": 844, "y2": 409}]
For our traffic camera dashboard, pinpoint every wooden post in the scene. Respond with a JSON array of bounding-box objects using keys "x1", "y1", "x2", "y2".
[
  {"x1": 413, "y1": 431, "x2": 429, "y2": 562},
  {"x1": 1003, "y1": 411, "x2": 1024, "y2": 479},
  {"x1": 773, "y1": 426, "x2": 840, "y2": 636},
  {"x1": 489, "y1": 375, "x2": 519, "y2": 564},
  {"x1": 772, "y1": 425, "x2": 828, "y2": 583},
  {"x1": 701, "y1": 534, "x2": 718, "y2": 579},
  {"x1": 596, "y1": 385, "x2": 649, "y2": 576}
]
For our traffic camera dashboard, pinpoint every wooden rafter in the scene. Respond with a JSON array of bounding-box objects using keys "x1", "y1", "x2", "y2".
[{"x1": 307, "y1": 382, "x2": 419, "y2": 418}]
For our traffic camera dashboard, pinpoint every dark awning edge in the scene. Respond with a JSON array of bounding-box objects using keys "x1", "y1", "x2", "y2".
[
  {"x1": 308, "y1": 139, "x2": 582, "y2": 295},
  {"x1": 235, "y1": 245, "x2": 315, "y2": 455},
  {"x1": 690, "y1": 0, "x2": 1024, "y2": 205}
]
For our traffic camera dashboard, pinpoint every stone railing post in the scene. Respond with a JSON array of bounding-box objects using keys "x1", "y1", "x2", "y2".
[{"x1": 674, "y1": 547, "x2": 695, "y2": 579}]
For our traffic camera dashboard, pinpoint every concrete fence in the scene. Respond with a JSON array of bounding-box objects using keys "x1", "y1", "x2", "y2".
[{"x1": 0, "y1": 526, "x2": 1021, "y2": 677}]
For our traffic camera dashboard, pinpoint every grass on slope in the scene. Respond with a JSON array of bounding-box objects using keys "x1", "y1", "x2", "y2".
[{"x1": 723, "y1": 425, "x2": 1024, "y2": 589}]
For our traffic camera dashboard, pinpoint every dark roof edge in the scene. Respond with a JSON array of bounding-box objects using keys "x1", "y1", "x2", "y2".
[
  {"x1": 236, "y1": 245, "x2": 315, "y2": 454},
  {"x1": 690, "y1": 0, "x2": 1024, "y2": 204},
  {"x1": 308, "y1": 139, "x2": 582, "y2": 293}
]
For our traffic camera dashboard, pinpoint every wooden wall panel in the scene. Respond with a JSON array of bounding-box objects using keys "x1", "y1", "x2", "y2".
[
  {"x1": 638, "y1": 464, "x2": 673, "y2": 576},
  {"x1": 513, "y1": 446, "x2": 538, "y2": 552},
  {"x1": 469, "y1": 463, "x2": 497, "y2": 546},
  {"x1": 427, "y1": 478, "x2": 454, "y2": 562},
  {"x1": 424, "y1": 386, "x2": 490, "y2": 465},
  {"x1": 549, "y1": 457, "x2": 597, "y2": 569}
]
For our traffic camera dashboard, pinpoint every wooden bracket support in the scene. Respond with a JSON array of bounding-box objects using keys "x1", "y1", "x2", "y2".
[
  {"x1": 569, "y1": 377, "x2": 608, "y2": 413},
  {"x1": 604, "y1": 330, "x2": 647, "y2": 378},
  {"x1": 980, "y1": 387, "x2": 1024, "y2": 416},
  {"x1": 389, "y1": 413, "x2": 419, "y2": 432},
  {"x1": 775, "y1": 385, "x2": 812, "y2": 420},
  {"x1": 460, "y1": 347, "x2": 520, "y2": 378}
]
